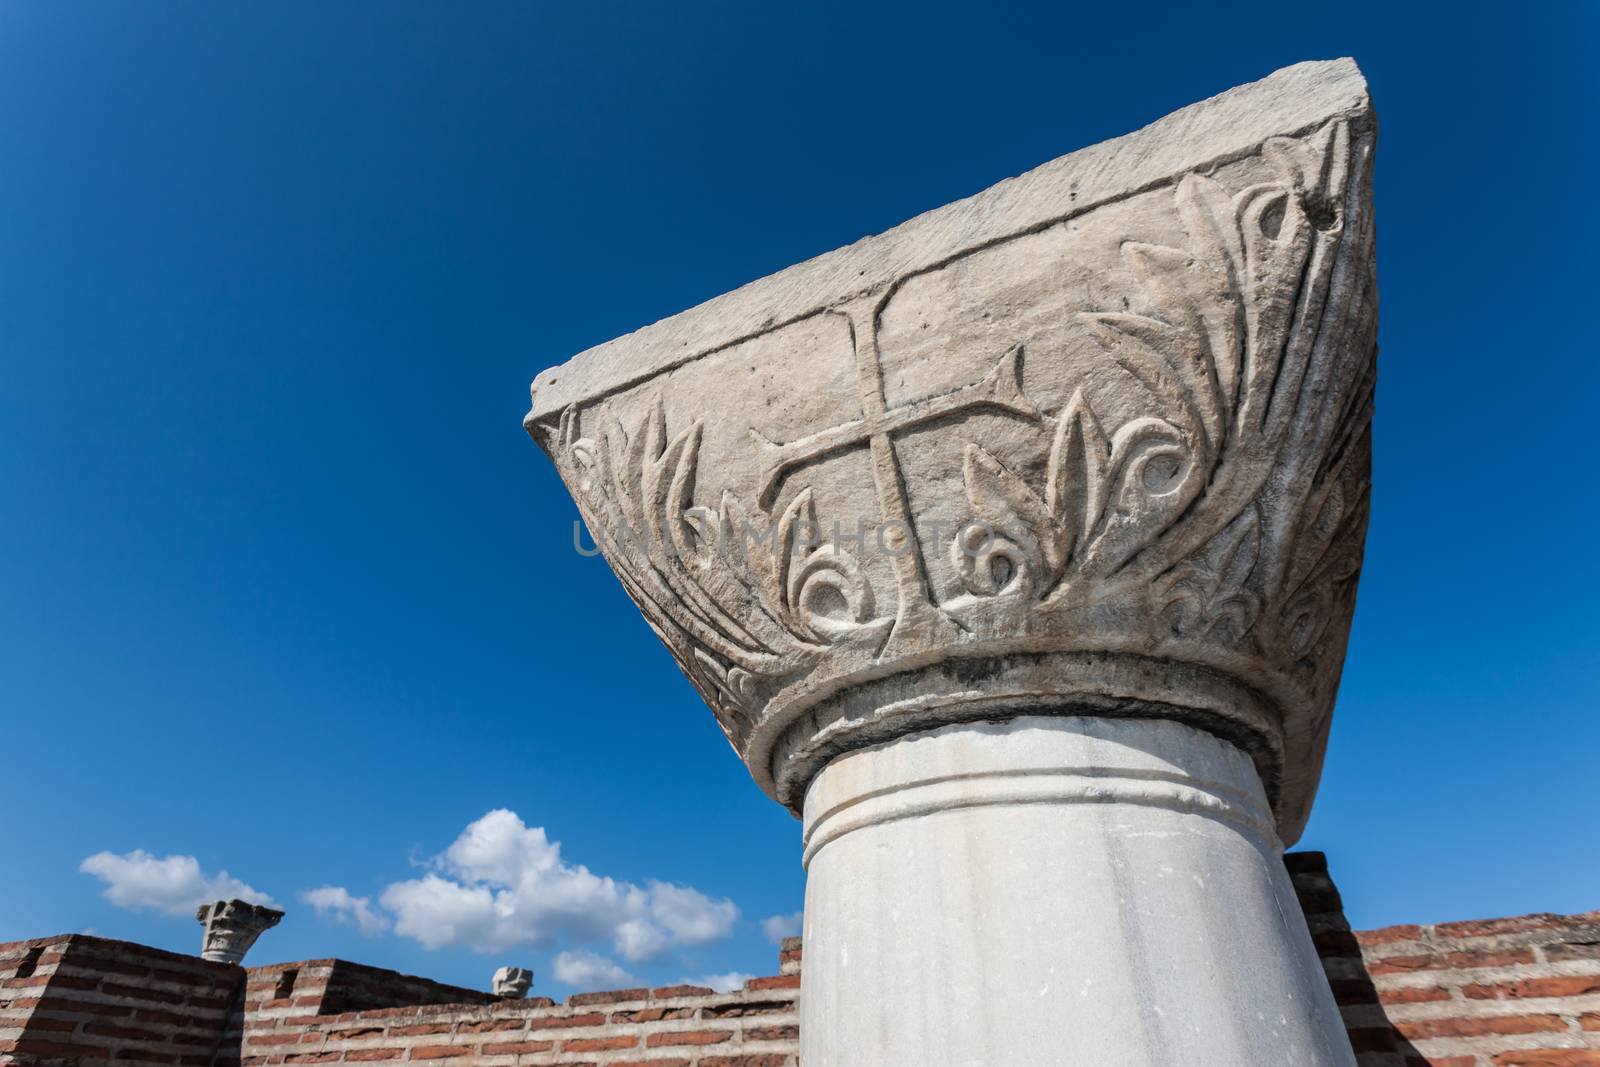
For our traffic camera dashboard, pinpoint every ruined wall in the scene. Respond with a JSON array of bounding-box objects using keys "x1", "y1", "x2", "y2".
[
  {"x1": 228, "y1": 977, "x2": 800, "y2": 1067},
  {"x1": 0, "y1": 933, "x2": 241, "y2": 1064},
  {"x1": 1356, "y1": 912, "x2": 1600, "y2": 1066},
  {"x1": 1289, "y1": 853, "x2": 1600, "y2": 1067},
  {"x1": 219, "y1": 958, "x2": 502, "y2": 1059},
  {"x1": 5, "y1": 855, "x2": 1599, "y2": 1066}
]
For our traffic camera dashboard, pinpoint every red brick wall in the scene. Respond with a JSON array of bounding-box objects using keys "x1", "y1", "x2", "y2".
[
  {"x1": 1356, "y1": 912, "x2": 1600, "y2": 1066},
  {"x1": 242, "y1": 959, "x2": 499, "y2": 1019},
  {"x1": 232, "y1": 977, "x2": 800, "y2": 1067},
  {"x1": 6, "y1": 854, "x2": 1598, "y2": 1066},
  {"x1": 219, "y1": 959, "x2": 503, "y2": 1063},
  {"x1": 1290, "y1": 852, "x2": 1600, "y2": 1067},
  {"x1": 0, "y1": 933, "x2": 242, "y2": 1065}
]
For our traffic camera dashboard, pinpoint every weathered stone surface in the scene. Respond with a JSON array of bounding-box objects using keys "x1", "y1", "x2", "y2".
[
  {"x1": 526, "y1": 57, "x2": 1376, "y2": 844},
  {"x1": 801, "y1": 717, "x2": 1354, "y2": 1066},
  {"x1": 196, "y1": 899, "x2": 283, "y2": 964},
  {"x1": 493, "y1": 965, "x2": 534, "y2": 998}
]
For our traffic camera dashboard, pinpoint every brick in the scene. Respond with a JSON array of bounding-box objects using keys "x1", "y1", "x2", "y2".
[
  {"x1": 82, "y1": 1020, "x2": 168, "y2": 1041},
  {"x1": 1465, "y1": 976, "x2": 1600, "y2": 1000},
  {"x1": 10, "y1": 973, "x2": 97, "y2": 991},
  {"x1": 652, "y1": 985, "x2": 714, "y2": 999},
  {"x1": 1377, "y1": 985, "x2": 1453, "y2": 1005},
  {"x1": 75, "y1": 959, "x2": 152, "y2": 979},
  {"x1": 701, "y1": 1000, "x2": 792, "y2": 1019},
  {"x1": 1395, "y1": 1014, "x2": 1567, "y2": 1040},
  {"x1": 340, "y1": 1051, "x2": 404, "y2": 1062},
  {"x1": 562, "y1": 1034, "x2": 639, "y2": 1051},
  {"x1": 1436, "y1": 914, "x2": 1563, "y2": 938},
  {"x1": 453, "y1": 1017, "x2": 525, "y2": 1033},
  {"x1": 744, "y1": 976, "x2": 800, "y2": 991},
  {"x1": 527, "y1": 1012, "x2": 606, "y2": 1030},
  {"x1": 746, "y1": 1024, "x2": 800, "y2": 1041},
  {"x1": 37, "y1": 996, "x2": 137, "y2": 1017},
  {"x1": 186, "y1": 994, "x2": 233, "y2": 1010},
  {"x1": 612, "y1": 1060, "x2": 690, "y2": 1067},
  {"x1": 408, "y1": 1045, "x2": 479, "y2": 1059},
  {"x1": 1582, "y1": 1012, "x2": 1600, "y2": 1031},
  {"x1": 9, "y1": 1037, "x2": 114, "y2": 1057},
  {"x1": 568, "y1": 987, "x2": 650, "y2": 1006},
  {"x1": 480, "y1": 1041, "x2": 556, "y2": 1055},
  {"x1": 646, "y1": 1028, "x2": 734, "y2": 1047},
  {"x1": 106, "y1": 1049, "x2": 179, "y2": 1063},
  {"x1": 102, "y1": 981, "x2": 186, "y2": 1004},
  {"x1": 612, "y1": 1007, "x2": 694, "y2": 1023},
  {"x1": 1367, "y1": 948, "x2": 1537, "y2": 975},
  {"x1": 148, "y1": 967, "x2": 213, "y2": 985},
  {"x1": 1492, "y1": 1053, "x2": 1600, "y2": 1067},
  {"x1": 134, "y1": 1007, "x2": 216, "y2": 1028},
  {"x1": 247, "y1": 1032, "x2": 308, "y2": 1046},
  {"x1": 1546, "y1": 943, "x2": 1600, "y2": 962},
  {"x1": 1356, "y1": 924, "x2": 1427, "y2": 946},
  {"x1": 700, "y1": 1056, "x2": 793, "y2": 1067},
  {"x1": 389, "y1": 1022, "x2": 452, "y2": 1036}
]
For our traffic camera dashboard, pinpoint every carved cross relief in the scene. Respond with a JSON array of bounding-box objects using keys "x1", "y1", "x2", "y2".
[{"x1": 750, "y1": 294, "x2": 1041, "y2": 652}]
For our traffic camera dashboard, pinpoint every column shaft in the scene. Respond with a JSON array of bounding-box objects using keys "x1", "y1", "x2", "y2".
[{"x1": 799, "y1": 717, "x2": 1355, "y2": 1067}]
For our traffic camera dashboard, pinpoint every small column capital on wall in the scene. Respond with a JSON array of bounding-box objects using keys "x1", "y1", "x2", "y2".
[{"x1": 196, "y1": 899, "x2": 283, "y2": 965}]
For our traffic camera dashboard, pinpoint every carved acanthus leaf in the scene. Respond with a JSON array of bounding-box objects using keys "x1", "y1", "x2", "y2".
[
  {"x1": 950, "y1": 119, "x2": 1368, "y2": 665},
  {"x1": 556, "y1": 398, "x2": 888, "y2": 738}
]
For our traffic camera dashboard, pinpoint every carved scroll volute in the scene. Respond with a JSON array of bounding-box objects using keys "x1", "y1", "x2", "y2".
[{"x1": 531, "y1": 67, "x2": 1377, "y2": 844}]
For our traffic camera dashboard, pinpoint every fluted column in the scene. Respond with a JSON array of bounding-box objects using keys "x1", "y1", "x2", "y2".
[
  {"x1": 800, "y1": 717, "x2": 1351, "y2": 1066},
  {"x1": 527, "y1": 58, "x2": 1377, "y2": 1065}
]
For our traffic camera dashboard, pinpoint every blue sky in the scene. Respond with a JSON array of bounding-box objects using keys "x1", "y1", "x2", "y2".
[{"x1": 2, "y1": 2, "x2": 1596, "y2": 997}]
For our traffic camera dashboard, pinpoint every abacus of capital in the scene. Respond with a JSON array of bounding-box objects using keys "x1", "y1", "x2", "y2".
[{"x1": 527, "y1": 59, "x2": 1377, "y2": 1066}]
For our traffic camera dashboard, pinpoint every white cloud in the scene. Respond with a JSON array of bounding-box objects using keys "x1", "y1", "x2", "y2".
[
  {"x1": 552, "y1": 949, "x2": 635, "y2": 988},
  {"x1": 301, "y1": 886, "x2": 390, "y2": 936},
  {"x1": 760, "y1": 910, "x2": 803, "y2": 943},
  {"x1": 693, "y1": 971, "x2": 754, "y2": 993},
  {"x1": 80, "y1": 850, "x2": 273, "y2": 917},
  {"x1": 648, "y1": 882, "x2": 740, "y2": 946},
  {"x1": 379, "y1": 810, "x2": 739, "y2": 962}
]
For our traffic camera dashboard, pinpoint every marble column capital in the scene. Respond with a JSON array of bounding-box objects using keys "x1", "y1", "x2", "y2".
[{"x1": 527, "y1": 58, "x2": 1376, "y2": 843}]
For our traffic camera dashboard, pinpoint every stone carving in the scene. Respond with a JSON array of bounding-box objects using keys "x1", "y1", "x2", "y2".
[
  {"x1": 528, "y1": 59, "x2": 1377, "y2": 842},
  {"x1": 943, "y1": 119, "x2": 1372, "y2": 644},
  {"x1": 492, "y1": 966, "x2": 533, "y2": 998},
  {"x1": 196, "y1": 899, "x2": 283, "y2": 965}
]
